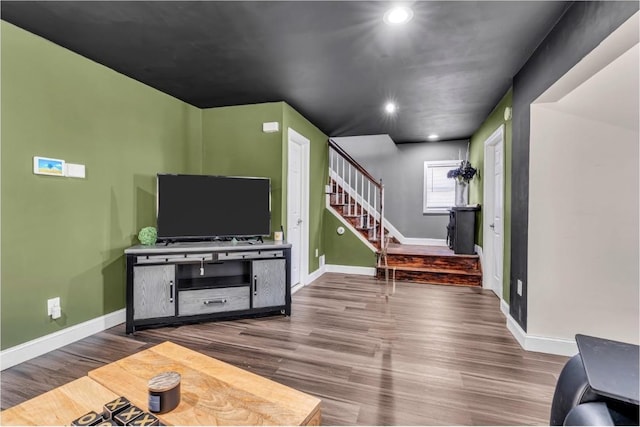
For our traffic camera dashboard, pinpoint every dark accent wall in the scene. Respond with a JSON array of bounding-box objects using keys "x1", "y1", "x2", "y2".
[{"x1": 510, "y1": 1, "x2": 638, "y2": 330}]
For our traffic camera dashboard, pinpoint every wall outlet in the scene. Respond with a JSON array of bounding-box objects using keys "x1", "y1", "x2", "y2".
[
  {"x1": 319, "y1": 255, "x2": 325, "y2": 267},
  {"x1": 315, "y1": 248, "x2": 318, "y2": 257},
  {"x1": 47, "y1": 297, "x2": 61, "y2": 319},
  {"x1": 517, "y1": 279, "x2": 523, "y2": 296}
]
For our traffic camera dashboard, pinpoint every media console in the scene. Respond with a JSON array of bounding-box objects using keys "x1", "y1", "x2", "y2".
[{"x1": 124, "y1": 241, "x2": 291, "y2": 333}]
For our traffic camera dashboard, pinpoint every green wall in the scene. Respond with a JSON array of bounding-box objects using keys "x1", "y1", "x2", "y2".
[
  {"x1": 200, "y1": 102, "x2": 375, "y2": 274},
  {"x1": 468, "y1": 89, "x2": 513, "y2": 303},
  {"x1": 1, "y1": 22, "x2": 199, "y2": 349},
  {"x1": 323, "y1": 211, "x2": 377, "y2": 267},
  {"x1": 1, "y1": 22, "x2": 377, "y2": 351},
  {"x1": 201, "y1": 103, "x2": 284, "y2": 237}
]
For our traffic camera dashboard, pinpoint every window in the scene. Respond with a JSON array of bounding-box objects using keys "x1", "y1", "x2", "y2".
[{"x1": 423, "y1": 160, "x2": 458, "y2": 213}]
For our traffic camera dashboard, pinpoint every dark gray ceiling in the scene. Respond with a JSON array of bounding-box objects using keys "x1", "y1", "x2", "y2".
[{"x1": 1, "y1": 1, "x2": 569, "y2": 143}]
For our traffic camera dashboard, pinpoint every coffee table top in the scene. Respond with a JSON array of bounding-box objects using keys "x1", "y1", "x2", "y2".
[
  {"x1": 0, "y1": 377, "x2": 120, "y2": 426},
  {"x1": 88, "y1": 341, "x2": 321, "y2": 426}
]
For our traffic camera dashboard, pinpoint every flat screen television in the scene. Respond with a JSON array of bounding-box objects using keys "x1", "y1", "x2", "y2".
[{"x1": 157, "y1": 174, "x2": 271, "y2": 241}]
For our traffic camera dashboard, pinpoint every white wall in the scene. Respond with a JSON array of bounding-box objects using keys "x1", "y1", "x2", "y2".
[{"x1": 528, "y1": 45, "x2": 639, "y2": 344}]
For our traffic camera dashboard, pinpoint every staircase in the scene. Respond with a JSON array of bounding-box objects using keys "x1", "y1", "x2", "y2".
[
  {"x1": 327, "y1": 139, "x2": 482, "y2": 287},
  {"x1": 328, "y1": 140, "x2": 388, "y2": 249}
]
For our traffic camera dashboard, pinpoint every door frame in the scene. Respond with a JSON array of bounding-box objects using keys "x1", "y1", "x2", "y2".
[
  {"x1": 482, "y1": 124, "x2": 505, "y2": 299},
  {"x1": 287, "y1": 127, "x2": 310, "y2": 290}
]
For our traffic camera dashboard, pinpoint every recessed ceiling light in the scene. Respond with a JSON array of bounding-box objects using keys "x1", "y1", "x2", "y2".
[
  {"x1": 384, "y1": 6, "x2": 414, "y2": 25},
  {"x1": 428, "y1": 134, "x2": 439, "y2": 140},
  {"x1": 384, "y1": 102, "x2": 397, "y2": 114}
]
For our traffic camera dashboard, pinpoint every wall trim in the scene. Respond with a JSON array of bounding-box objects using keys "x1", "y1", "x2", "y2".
[
  {"x1": 505, "y1": 310, "x2": 578, "y2": 357},
  {"x1": 291, "y1": 283, "x2": 305, "y2": 295},
  {"x1": 1, "y1": 309, "x2": 126, "y2": 371},
  {"x1": 305, "y1": 265, "x2": 326, "y2": 285},
  {"x1": 500, "y1": 299, "x2": 510, "y2": 317},
  {"x1": 383, "y1": 216, "x2": 447, "y2": 246},
  {"x1": 525, "y1": 333, "x2": 578, "y2": 357},
  {"x1": 324, "y1": 264, "x2": 376, "y2": 276},
  {"x1": 506, "y1": 312, "x2": 528, "y2": 349},
  {"x1": 401, "y1": 237, "x2": 447, "y2": 246}
]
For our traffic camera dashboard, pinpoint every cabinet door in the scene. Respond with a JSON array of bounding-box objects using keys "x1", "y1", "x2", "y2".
[
  {"x1": 252, "y1": 259, "x2": 286, "y2": 308},
  {"x1": 133, "y1": 265, "x2": 175, "y2": 320}
]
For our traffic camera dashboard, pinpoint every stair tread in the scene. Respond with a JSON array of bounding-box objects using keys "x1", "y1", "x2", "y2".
[
  {"x1": 376, "y1": 264, "x2": 481, "y2": 276},
  {"x1": 384, "y1": 244, "x2": 479, "y2": 259},
  {"x1": 382, "y1": 251, "x2": 479, "y2": 259}
]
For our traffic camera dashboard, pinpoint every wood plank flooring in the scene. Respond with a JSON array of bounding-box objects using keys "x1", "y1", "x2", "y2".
[{"x1": 1, "y1": 273, "x2": 568, "y2": 425}]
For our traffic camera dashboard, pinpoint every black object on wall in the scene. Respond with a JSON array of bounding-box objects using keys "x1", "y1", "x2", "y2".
[{"x1": 509, "y1": 1, "x2": 639, "y2": 331}]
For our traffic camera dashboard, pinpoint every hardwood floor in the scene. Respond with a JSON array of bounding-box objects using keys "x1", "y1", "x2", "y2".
[{"x1": 1, "y1": 273, "x2": 568, "y2": 425}]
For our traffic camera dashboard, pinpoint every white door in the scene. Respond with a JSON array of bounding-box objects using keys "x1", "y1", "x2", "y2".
[
  {"x1": 287, "y1": 129, "x2": 310, "y2": 289},
  {"x1": 483, "y1": 125, "x2": 505, "y2": 299},
  {"x1": 288, "y1": 141, "x2": 302, "y2": 286},
  {"x1": 491, "y1": 141, "x2": 504, "y2": 297}
]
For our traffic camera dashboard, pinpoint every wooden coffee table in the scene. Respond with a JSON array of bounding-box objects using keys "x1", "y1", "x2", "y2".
[
  {"x1": 1, "y1": 342, "x2": 321, "y2": 426},
  {"x1": 0, "y1": 377, "x2": 120, "y2": 425}
]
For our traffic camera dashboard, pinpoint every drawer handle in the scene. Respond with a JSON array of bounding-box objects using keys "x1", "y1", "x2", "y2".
[
  {"x1": 203, "y1": 299, "x2": 227, "y2": 305},
  {"x1": 169, "y1": 280, "x2": 174, "y2": 303},
  {"x1": 254, "y1": 275, "x2": 258, "y2": 296}
]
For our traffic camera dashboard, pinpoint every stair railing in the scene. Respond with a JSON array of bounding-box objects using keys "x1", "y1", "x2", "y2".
[{"x1": 328, "y1": 139, "x2": 384, "y2": 245}]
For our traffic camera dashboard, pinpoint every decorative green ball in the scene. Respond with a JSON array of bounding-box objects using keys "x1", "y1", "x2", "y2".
[{"x1": 138, "y1": 226, "x2": 157, "y2": 245}]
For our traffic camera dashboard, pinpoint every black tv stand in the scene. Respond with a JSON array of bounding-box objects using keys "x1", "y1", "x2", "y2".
[{"x1": 124, "y1": 240, "x2": 291, "y2": 333}]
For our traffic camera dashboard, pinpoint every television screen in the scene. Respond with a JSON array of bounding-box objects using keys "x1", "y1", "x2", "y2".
[{"x1": 157, "y1": 174, "x2": 271, "y2": 240}]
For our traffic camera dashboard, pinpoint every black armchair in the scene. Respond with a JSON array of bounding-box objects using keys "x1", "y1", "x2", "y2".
[{"x1": 549, "y1": 335, "x2": 639, "y2": 426}]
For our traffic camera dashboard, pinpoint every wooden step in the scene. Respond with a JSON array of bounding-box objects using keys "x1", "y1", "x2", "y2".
[
  {"x1": 385, "y1": 253, "x2": 480, "y2": 271},
  {"x1": 376, "y1": 265, "x2": 481, "y2": 287},
  {"x1": 329, "y1": 193, "x2": 355, "y2": 206},
  {"x1": 343, "y1": 213, "x2": 367, "y2": 218}
]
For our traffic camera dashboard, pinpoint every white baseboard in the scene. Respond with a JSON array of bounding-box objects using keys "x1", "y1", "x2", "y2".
[
  {"x1": 1, "y1": 309, "x2": 126, "y2": 371},
  {"x1": 305, "y1": 265, "x2": 326, "y2": 285},
  {"x1": 291, "y1": 283, "x2": 305, "y2": 295},
  {"x1": 505, "y1": 310, "x2": 578, "y2": 357},
  {"x1": 401, "y1": 237, "x2": 447, "y2": 246},
  {"x1": 324, "y1": 264, "x2": 376, "y2": 276},
  {"x1": 500, "y1": 299, "x2": 510, "y2": 317},
  {"x1": 506, "y1": 311, "x2": 527, "y2": 349},
  {"x1": 381, "y1": 219, "x2": 446, "y2": 246},
  {"x1": 525, "y1": 334, "x2": 578, "y2": 357}
]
